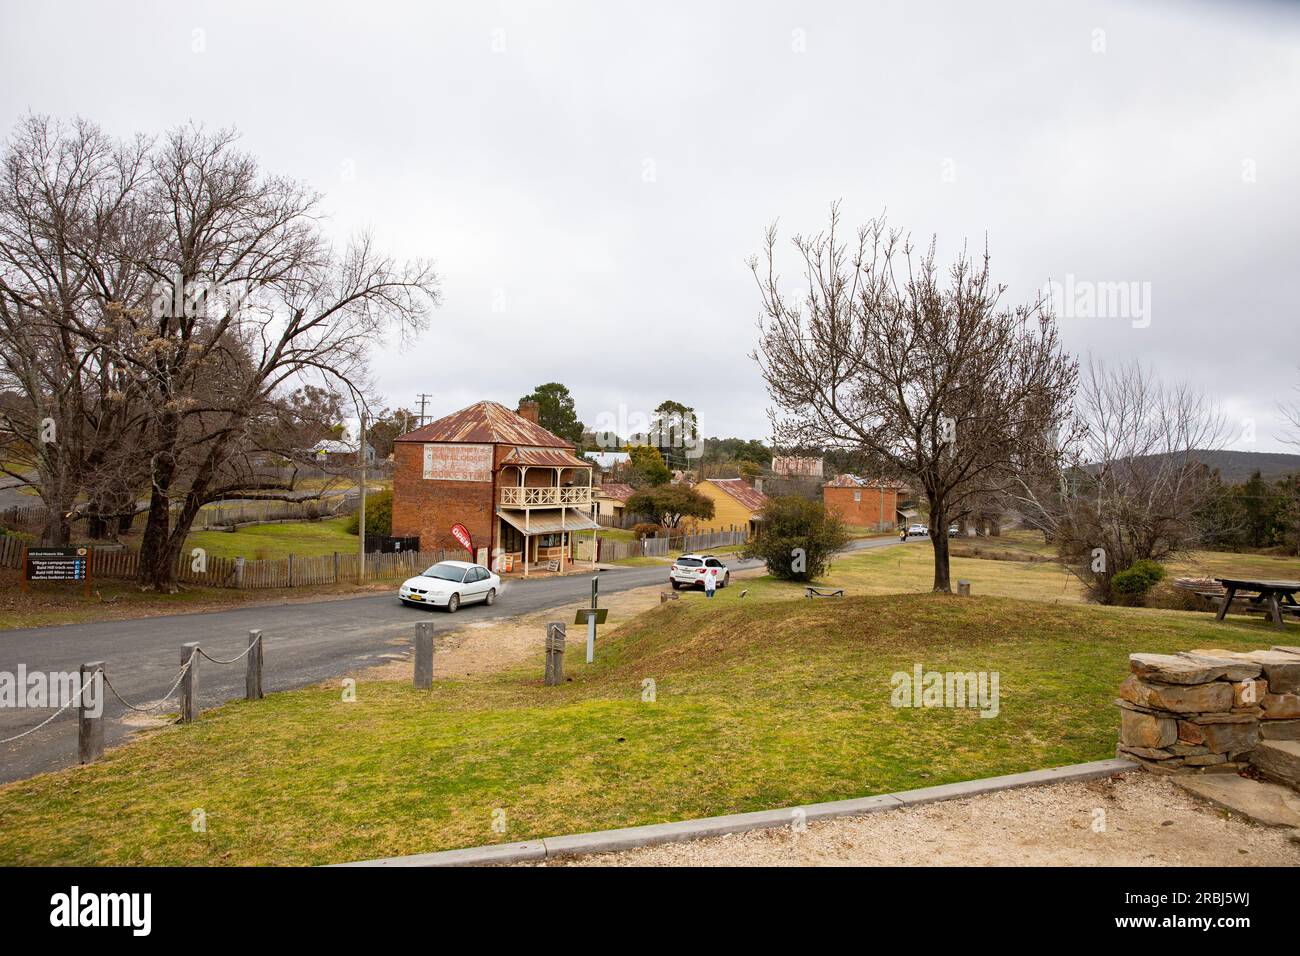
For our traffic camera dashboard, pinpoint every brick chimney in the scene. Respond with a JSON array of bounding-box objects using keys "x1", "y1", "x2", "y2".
[{"x1": 517, "y1": 400, "x2": 540, "y2": 424}]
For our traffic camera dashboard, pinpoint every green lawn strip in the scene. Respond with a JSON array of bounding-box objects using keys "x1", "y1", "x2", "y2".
[
  {"x1": 186, "y1": 517, "x2": 356, "y2": 561},
  {"x1": 0, "y1": 591, "x2": 1278, "y2": 866}
]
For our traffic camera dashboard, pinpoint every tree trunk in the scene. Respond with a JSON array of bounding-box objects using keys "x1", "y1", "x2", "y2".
[
  {"x1": 39, "y1": 509, "x2": 71, "y2": 546},
  {"x1": 929, "y1": 502, "x2": 951, "y2": 592}
]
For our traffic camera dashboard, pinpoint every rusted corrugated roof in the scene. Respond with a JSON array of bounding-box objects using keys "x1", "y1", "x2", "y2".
[
  {"x1": 501, "y1": 447, "x2": 591, "y2": 469},
  {"x1": 703, "y1": 478, "x2": 768, "y2": 513},
  {"x1": 396, "y1": 401, "x2": 572, "y2": 448},
  {"x1": 595, "y1": 482, "x2": 635, "y2": 502},
  {"x1": 825, "y1": 474, "x2": 909, "y2": 490}
]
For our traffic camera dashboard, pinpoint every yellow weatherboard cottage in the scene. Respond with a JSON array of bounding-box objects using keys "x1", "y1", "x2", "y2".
[{"x1": 692, "y1": 478, "x2": 768, "y2": 535}]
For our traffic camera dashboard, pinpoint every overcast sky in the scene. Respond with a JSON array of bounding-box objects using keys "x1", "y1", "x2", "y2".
[{"x1": 3, "y1": 0, "x2": 1298, "y2": 450}]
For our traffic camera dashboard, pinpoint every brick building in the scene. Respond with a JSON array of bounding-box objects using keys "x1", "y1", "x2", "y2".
[
  {"x1": 823, "y1": 474, "x2": 909, "y2": 530},
  {"x1": 392, "y1": 400, "x2": 599, "y2": 575}
]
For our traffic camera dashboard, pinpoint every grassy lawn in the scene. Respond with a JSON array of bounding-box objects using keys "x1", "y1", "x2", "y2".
[
  {"x1": 186, "y1": 517, "x2": 356, "y2": 561},
  {"x1": 0, "y1": 576, "x2": 1289, "y2": 865}
]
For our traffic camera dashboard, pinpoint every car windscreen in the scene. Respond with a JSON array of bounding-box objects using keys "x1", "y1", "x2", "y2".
[
  {"x1": 675, "y1": 557, "x2": 703, "y2": 567},
  {"x1": 421, "y1": 563, "x2": 467, "y2": 582}
]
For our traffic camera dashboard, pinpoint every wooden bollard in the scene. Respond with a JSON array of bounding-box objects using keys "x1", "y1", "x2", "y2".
[
  {"x1": 78, "y1": 661, "x2": 104, "y2": 765},
  {"x1": 413, "y1": 621, "x2": 433, "y2": 689},
  {"x1": 180, "y1": 642, "x2": 199, "y2": 723},
  {"x1": 246, "y1": 630, "x2": 264, "y2": 701},
  {"x1": 957, "y1": 580, "x2": 971, "y2": 597},
  {"x1": 544, "y1": 623, "x2": 565, "y2": 686}
]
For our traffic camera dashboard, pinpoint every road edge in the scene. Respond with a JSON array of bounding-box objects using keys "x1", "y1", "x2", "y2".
[{"x1": 335, "y1": 757, "x2": 1139, "y2": 867}]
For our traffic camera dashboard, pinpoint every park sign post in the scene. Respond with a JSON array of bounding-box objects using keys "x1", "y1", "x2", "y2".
[
  {"x1": 450, "y1": 523, "x2": 473, "y2": 558},
  {"x1": 22, "y1": 545, "x2": 92, "y2": 597}
]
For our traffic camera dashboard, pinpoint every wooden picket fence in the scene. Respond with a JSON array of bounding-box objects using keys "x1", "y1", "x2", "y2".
[
  {"x1": 195, "y1": 495, "x2": 356, "y2": 530},
  {"x1": 0, "y1": 503, "x2": 47, "y2": 531},
  {"x1": 2, "y1": 538, "x2": 452, "y2": 590},
  {"x1": 0, "y1": 533, "x2": 28, "y2": 569},
  {"x1": 597, "y1": 528, "x2": 748, "y2": 562}
]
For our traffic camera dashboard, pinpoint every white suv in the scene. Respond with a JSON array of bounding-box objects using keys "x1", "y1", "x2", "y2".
[{"x1": 669, "y1": 554, "x2": 730, "y2": 590}]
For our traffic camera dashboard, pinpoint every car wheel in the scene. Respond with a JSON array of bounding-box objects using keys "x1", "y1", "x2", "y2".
[
  {"x1": 485, "y1": 588, "x2": 496, "y2": 606},
  {"x1": 446, "y1": 593, "x2": 460, "y2": 613},
  {"x1": 670, "y1": 580, "x2": 681, "y2": 590},
  {"x1": 722, "y1": 572, "x2": 730, "y2": 588}
]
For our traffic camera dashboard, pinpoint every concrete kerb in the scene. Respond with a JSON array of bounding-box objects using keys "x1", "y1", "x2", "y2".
[{"x1": 335, "y1": 757, "x2": 1138, "y2": 867}]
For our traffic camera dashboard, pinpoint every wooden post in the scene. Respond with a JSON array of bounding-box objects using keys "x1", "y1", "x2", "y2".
[
  {"x1": 544, "y1": 622, "x2": 565, "y2": 685},
  {"x1": 413, "y1": 621, "x2": 433, "y2": 689},
  {"x1": 333, "y1": 551, "x2": 340, "y2": 584},
  {"x1": 245, "y1": 630, "x2": 263, "y2": 700},
  {"x1": 78, "y1": 661, "x2": 105, "y2": 764},
  {"x1": 180, "y1": 642, "x2": 199, "y2": 723},
  {"x1": 287, "y1": 553, "x2": 294, "y2": 587},
  {"x1": 413, "y1": 621, "x2": 434, "y2": 686},
  {"x1": 234, "y1": 556, "x2": 245, "y2": 589},
  {"x1": 957, "y1": 580, "x2": 971, "y2": 597}
]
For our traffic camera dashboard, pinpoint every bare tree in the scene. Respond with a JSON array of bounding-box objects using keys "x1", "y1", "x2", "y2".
[
  {"x1": 752, "y1": 206, "x2": 1078, "y2": 591},
  {"x1": 0, "y1": 116, "x2": 151, "y2": 544},
  {"x1": 1013, "y1": 359, "x2": 1227, "y2": 602},
  {"x1": 1, "y1": 117, "x2": 440, "y2": 587},
  {"x1": 103, "y1": 126, "x2": 440, "y2": 589}
]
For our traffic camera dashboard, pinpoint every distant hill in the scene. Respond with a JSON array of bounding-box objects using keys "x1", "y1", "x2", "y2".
[
  {"x1": 1079, "y1": 449, "x2": 1300, "y2": 483},
  {"x1": 1189, "y1": 450, "x2": 1300, "y2": 483}
]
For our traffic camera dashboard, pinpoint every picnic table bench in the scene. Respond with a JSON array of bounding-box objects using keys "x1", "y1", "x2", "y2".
[
  {"x1": 804, "y1": 586, "x2": 844, "y2": 599},
  {"x1": 1212, "y1": 577, "x2": 1300, "y2": 630}
]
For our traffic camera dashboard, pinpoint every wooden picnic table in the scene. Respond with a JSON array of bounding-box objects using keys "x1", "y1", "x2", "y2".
[{"x1": 1214, "y1": 577, "x2": 1300, "y2": 630}]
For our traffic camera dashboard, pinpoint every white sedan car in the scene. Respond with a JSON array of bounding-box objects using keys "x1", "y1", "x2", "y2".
[{"x1": 399, "y1": 560, "x2": 500, "y2": 612}]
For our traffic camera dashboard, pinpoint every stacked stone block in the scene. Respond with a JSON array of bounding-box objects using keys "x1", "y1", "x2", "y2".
[{"x1": 1117, "y1": 645, "x2": 1300, "y2": 774}]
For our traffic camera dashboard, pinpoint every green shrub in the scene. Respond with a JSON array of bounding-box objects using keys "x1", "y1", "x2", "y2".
[
  {"x1": 742, "y1": 496, "x2": 849, "y2": 581},
  {"x1": 1110, "y1": 559, "x2": 1166, "y2": 598},
  {"x1": 345, "y1": 490, "x2": 392, "y2": 537}
]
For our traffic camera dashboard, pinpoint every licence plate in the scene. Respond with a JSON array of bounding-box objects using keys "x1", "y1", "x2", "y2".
[{"x1": 407, "y1": 594, "x2": 423, "y2": 601}]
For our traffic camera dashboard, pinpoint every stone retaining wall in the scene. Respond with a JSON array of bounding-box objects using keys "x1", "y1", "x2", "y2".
[{"x1": 1117, "y1": 645, "x2": 1300, "y2": 773}]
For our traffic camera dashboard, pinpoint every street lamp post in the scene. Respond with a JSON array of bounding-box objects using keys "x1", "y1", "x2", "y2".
[{"x1": 357, "y1": 411, "x2": 367, "y2": 584}]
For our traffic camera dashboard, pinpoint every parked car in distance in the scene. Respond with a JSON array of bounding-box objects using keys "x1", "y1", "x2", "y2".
[
  {"x1": 906, "y1": 524, "x2": 929, "y2": 537},
  {"x1": 399, "y1": 560, "x2": 500, "y2": 612},
  {"x1": 669, "y1": 554, "x2": 730, "y2": 590},
  {"x1": 948, "y1": 523, "x2": 960, "y2": 537}
]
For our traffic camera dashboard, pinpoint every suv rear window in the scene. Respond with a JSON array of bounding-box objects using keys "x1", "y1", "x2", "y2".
[{"x1": 676, "y1": 557, "x2": 703, "y2": 568}]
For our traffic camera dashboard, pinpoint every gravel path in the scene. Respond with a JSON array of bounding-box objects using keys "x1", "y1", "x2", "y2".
[{"x1": 542, "y1": 773, "x2": 1300, "y2": 866}]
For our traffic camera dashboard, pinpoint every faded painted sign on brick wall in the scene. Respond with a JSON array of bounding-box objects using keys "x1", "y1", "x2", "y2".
[{"x1": 423, "y1": 443, "x2": 493, "y2": 482}]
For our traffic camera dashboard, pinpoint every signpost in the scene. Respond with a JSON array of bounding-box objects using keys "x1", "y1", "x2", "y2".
[
  {"x1": 23, "y1": 546, "x2": 92, "y2": 597},
  {"x1": 585, "y1": 573, "x2": 600, "y2": 663}
]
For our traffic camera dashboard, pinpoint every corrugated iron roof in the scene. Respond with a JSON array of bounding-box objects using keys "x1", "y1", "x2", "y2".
[
  {"x1": 595, "y1": 482, "x2": 635, "y2": 502},
  {"x1": 825, "y1": 474, "x2": 910, "y2": 489},
  {"x1": 703, "y1": 477, "x2": 768, "y2": 513},
  {"x1": 501, "y1": 447, "x2": 591, "y2": 469},
  {"x1": 496, "y1": 509, "x2": 601, "y2": 535},
  {"x1": 396, "y1": 401, "x2": 572, "y2": 448}
]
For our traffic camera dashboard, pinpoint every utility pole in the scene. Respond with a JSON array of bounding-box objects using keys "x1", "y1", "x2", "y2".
[
  {"x1": 357, "y1": 412, "x2": 367, "y2": 584},
  {"x1": 415, "y1": 393, "x2": 434, "y2": 427}
]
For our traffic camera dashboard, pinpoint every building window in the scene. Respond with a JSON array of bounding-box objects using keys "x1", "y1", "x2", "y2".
[{"x1": 853, "y1": 490, "x2": 862, "y2": 502}]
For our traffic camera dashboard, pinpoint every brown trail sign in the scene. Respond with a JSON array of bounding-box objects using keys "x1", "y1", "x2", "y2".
[{"x1": 22, "y1": 545, "x2": 92, "y2": 597}]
